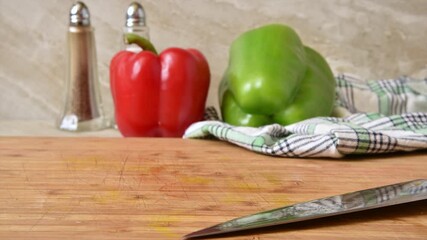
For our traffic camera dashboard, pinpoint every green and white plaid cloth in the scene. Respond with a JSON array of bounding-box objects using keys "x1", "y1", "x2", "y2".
[
  {"x1": 335, "y1": 74, "x2": 427, "y2": 116},
  {"x1": 184, "y1": 74, "x2": 427, "y2": 158}
]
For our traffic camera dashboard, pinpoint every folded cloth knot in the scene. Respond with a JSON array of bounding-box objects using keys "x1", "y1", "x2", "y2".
[{"x1": 191, "y1": 74, "x2": 427, "y2": 158}]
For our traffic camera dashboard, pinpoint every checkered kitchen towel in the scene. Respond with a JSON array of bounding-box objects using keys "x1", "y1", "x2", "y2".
[
  {"x1": 335, "y1": 74, "x2": 427, "y2": 116},
  {"x1": 185, "y1": 74, "x2": 427, "y2": 158}
]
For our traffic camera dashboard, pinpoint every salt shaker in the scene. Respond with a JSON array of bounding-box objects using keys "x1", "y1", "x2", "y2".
[
  {"x1": 123, "y1": 2, "x2": 150, "y2": 51},
  {"x1": 110, "y1": 2, "x2": 150, "y2": 130},
  {"x1": 58, "y1": 1, "x2": 109, "y2": 131}
]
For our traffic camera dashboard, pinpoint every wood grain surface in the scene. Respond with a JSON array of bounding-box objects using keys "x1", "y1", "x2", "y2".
[{"x1": 0, "y1": 137, "x2": 426, "y2": 239}]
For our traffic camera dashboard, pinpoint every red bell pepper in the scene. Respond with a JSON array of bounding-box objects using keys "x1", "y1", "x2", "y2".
[{"x1": 110, "y1": 34, "x2": 210, "y2": 137}]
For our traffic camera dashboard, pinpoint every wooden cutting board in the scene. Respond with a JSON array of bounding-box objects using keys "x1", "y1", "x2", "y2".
[{"x1": 0, "y1": 137, "x2": 426, "y2": 239}]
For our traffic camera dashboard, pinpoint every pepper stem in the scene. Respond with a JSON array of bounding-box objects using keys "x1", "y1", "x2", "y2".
[{"x1": 125, "y1": 33, "x2": 158, "y2": 54}]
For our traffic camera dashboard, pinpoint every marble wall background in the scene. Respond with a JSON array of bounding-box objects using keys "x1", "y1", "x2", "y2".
[{"x1": 1, "y1": 0, "x2": 426, "y2": 121}]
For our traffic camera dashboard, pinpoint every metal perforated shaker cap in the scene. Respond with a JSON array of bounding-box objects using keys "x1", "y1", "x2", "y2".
[
  {"x1": 70, "y1": 1, "x2": 90, "y2": 26},
  {"x1": 126, "y1": 2, "x2": 146, "y2": 27}
]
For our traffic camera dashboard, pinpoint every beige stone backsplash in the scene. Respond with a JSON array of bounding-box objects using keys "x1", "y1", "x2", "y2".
[{"x1": 0, "y1": 0, "x2": 426, "y2": 121}]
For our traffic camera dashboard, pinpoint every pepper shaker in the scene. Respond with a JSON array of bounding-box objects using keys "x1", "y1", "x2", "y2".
[
  {"x1": 123, "y1": 2, "x2": 150, "y2": 51},
  {"x1": 58, "y1": 1, "x2": 109, "y2": 131}
]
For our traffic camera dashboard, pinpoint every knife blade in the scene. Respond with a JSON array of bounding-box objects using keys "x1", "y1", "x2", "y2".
[{"x1": 184, "y1": 179, "x2": 427, "y2": 239}]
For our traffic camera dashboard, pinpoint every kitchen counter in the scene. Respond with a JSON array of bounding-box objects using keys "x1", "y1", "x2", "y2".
[
  {"x1": 0, "y1": 137, "x2": 426, "y2": 239},
  {"x1": 0, "y1": 121, "x2": 121, "y2": 137}
]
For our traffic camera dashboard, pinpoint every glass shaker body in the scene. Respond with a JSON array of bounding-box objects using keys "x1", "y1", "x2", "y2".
[
  {"x1": 122, "y1": 25, "x2": 150, "y2": 52},
  {"x1": 58, "y1": 2, "x2": 109, "y2": 131}
]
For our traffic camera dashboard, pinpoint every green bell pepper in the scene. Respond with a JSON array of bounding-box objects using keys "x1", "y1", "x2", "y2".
[{"x1": 219, "y1": 24, "x2": 336, "y2": 127}]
